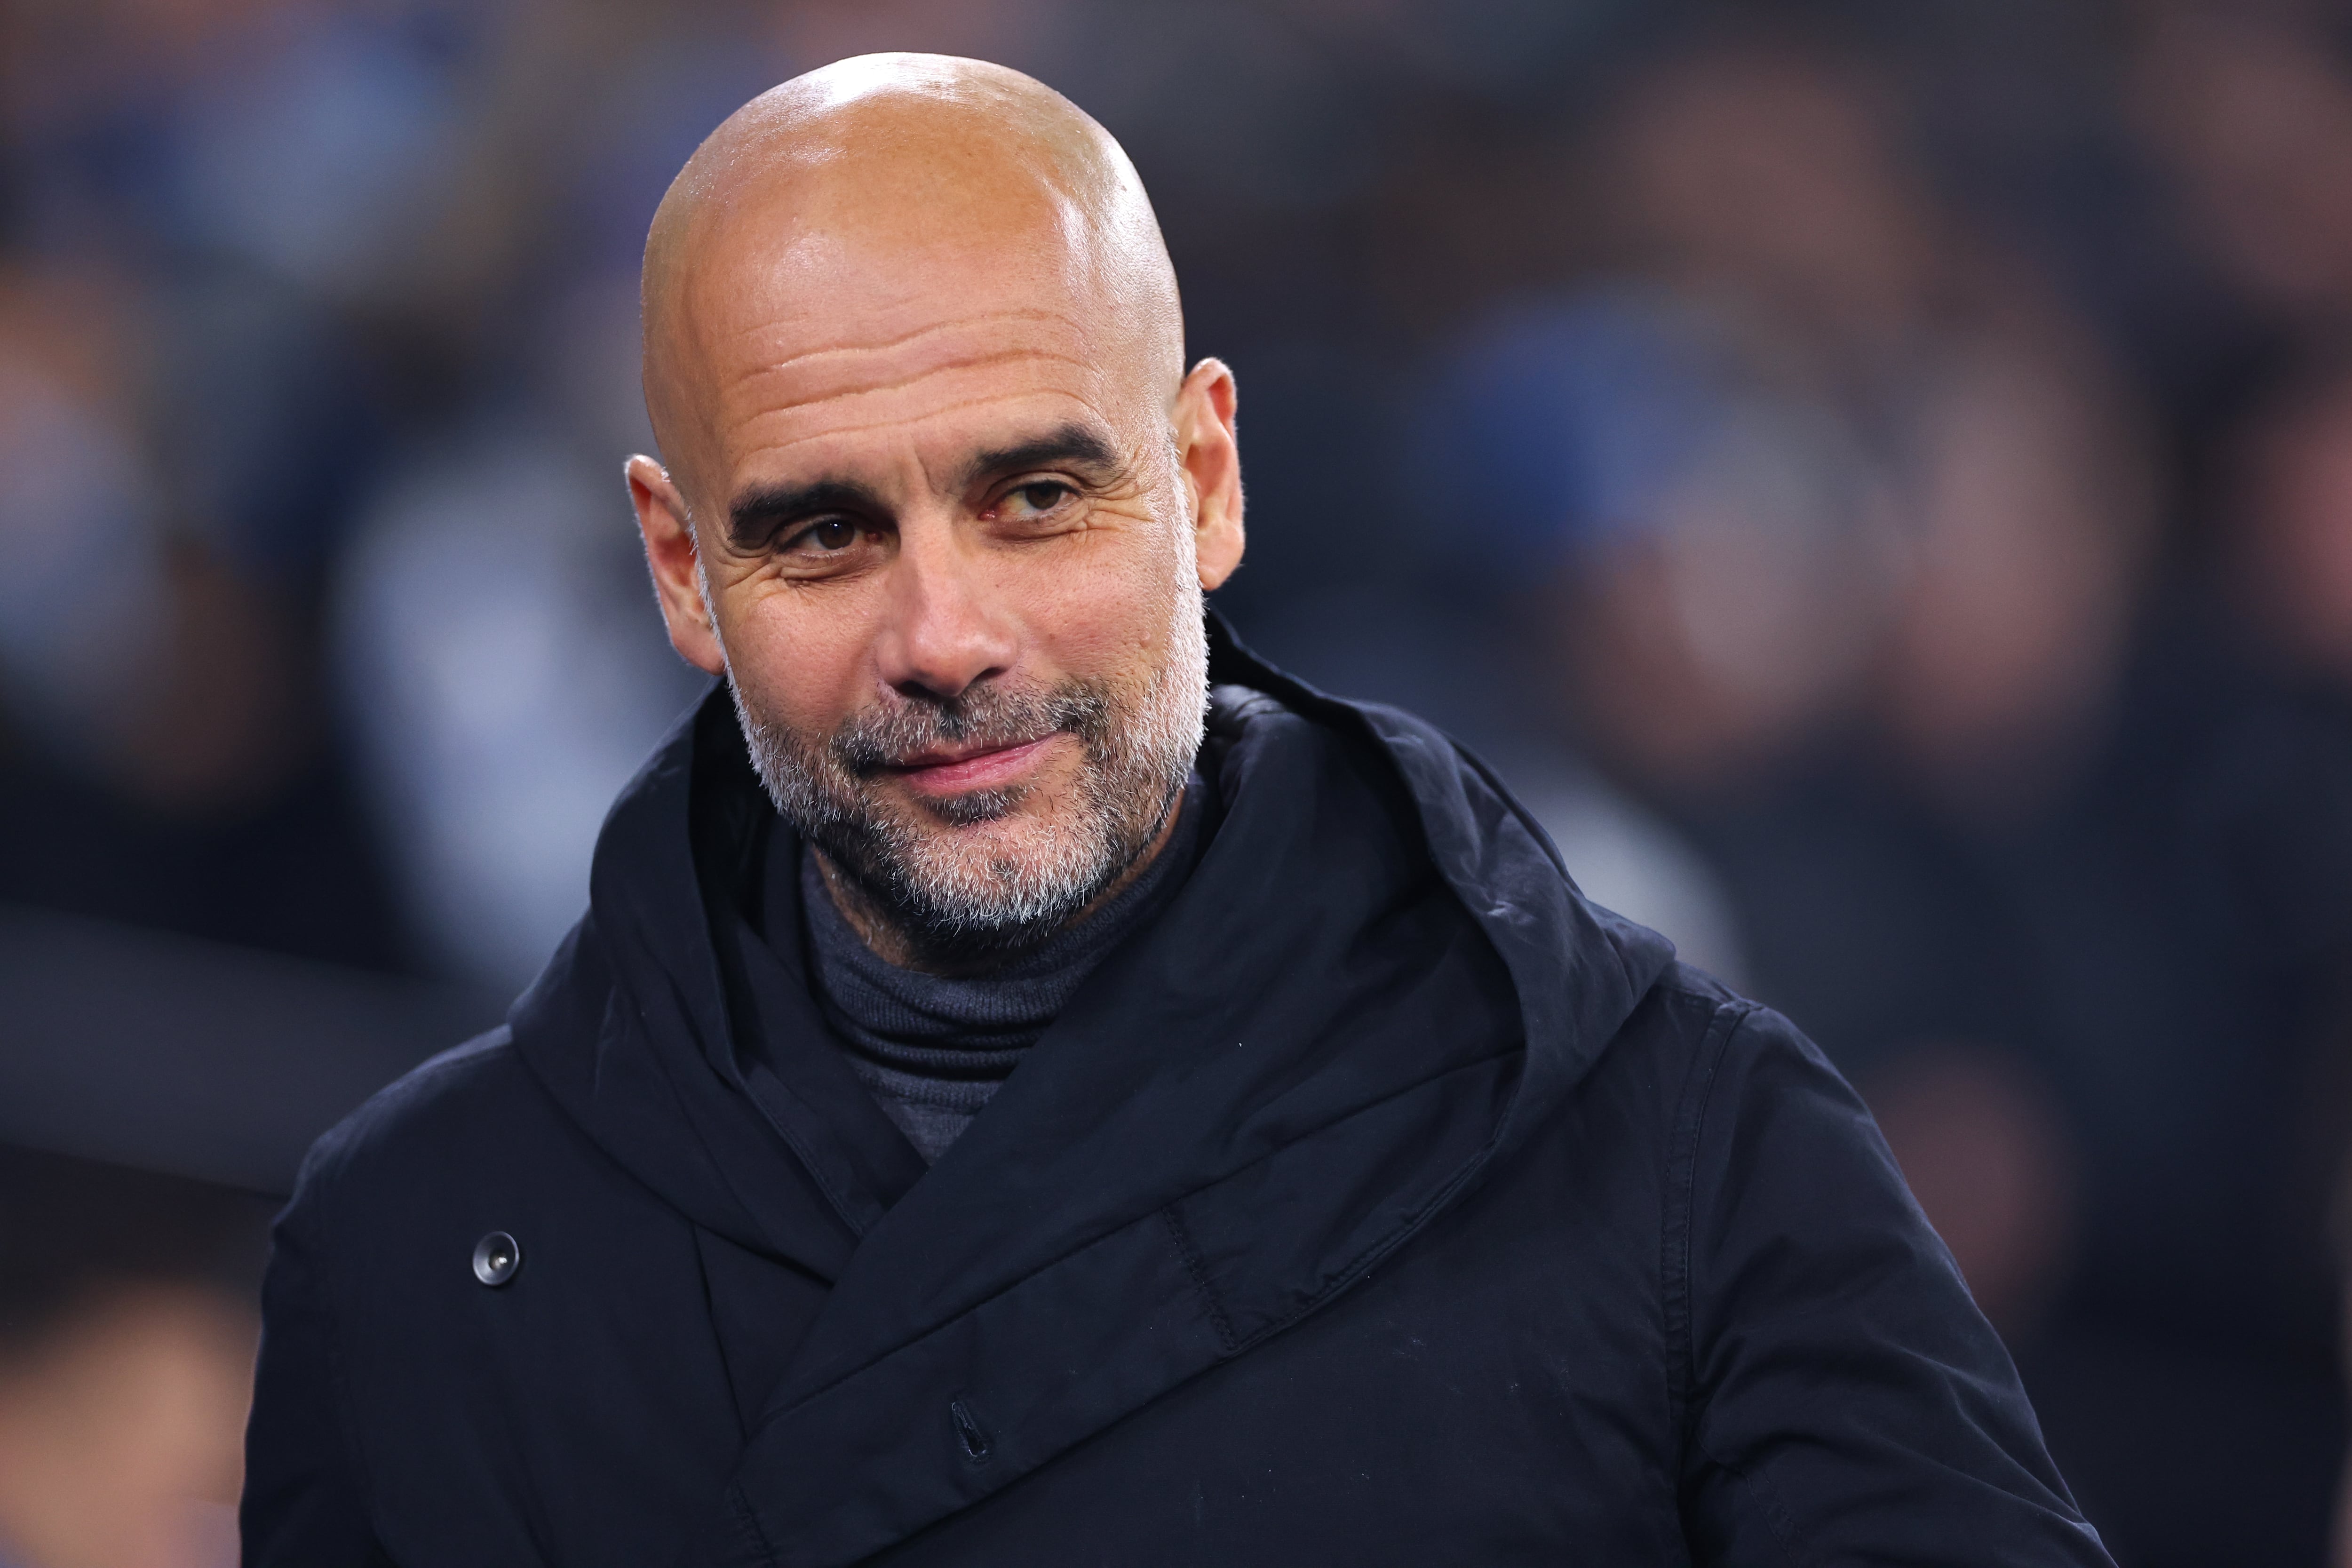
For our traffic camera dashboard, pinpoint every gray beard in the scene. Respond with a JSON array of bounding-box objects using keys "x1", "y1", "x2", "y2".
[{"x1": 725, "y1": 596, "x2": 1208, "y2": 968}]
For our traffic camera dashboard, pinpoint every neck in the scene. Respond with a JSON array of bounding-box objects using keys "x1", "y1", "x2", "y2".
[{"x1": 811, "y1": 791, "x2": 1187, "y2": 976}]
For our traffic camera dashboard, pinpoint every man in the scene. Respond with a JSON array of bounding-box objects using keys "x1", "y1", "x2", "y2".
[{"x1": 241, "y1": 55, "x2": 2111, "y2": 1567}]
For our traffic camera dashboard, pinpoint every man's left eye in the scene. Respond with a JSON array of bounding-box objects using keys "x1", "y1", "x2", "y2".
[{"x1": 1003, "y1": 481, "x2": 1073, "y2": 516}]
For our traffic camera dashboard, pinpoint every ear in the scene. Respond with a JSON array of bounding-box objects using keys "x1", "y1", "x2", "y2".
[
  {"x1": 626, "y1": 455, "x2": 727, "y2": 676},
  {"x1": 1174, "y1": 358, "x2": 1244, "y2": 591}
]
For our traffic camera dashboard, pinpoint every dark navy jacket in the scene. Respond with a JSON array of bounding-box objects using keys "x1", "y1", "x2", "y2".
[{"x1": 241, "y1": 622, "x2": 2112, "y2": 1567}]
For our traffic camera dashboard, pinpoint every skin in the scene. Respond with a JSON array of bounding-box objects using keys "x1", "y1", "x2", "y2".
[{"x1": 625, "y1": 54, "x2": 1243, "y2": 969}]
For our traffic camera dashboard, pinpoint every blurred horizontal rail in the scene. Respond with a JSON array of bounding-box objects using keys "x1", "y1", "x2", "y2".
[{"x1": 0, "y1": 905, "x2": 506, "y2": 1197}]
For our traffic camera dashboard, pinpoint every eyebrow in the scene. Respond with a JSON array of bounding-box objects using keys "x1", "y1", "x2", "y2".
[
  {"x1": 725, "y1": 477, "x2": 887, "y2": 550},
  {"x1": 959, "y1": 422, "x2": 1123, "y2": 489}
]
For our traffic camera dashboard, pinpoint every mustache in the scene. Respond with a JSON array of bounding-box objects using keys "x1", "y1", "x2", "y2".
[{"x1": 831, "y1": 680, "x2": 1112, "y2": 777}]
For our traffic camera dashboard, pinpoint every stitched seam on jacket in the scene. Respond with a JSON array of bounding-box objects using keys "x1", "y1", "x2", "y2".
[
  {"x1": 1661, "y1": 998, "x2": 1750, "y2": 1457},
  {"x1": 1220, "y1": 1057, "x2": 1528, "y2": 1361},
  {"x1": 1661, "y1": 997, "x2": 1776, "y2": 1562},
  {"x1": 1673, "y1": 1004, "x2": 1817, "y2": 1568},
  {"x1": 731, "y1": 1480, "x2": 783, "y2": 1567},
  {"x1": 1160, "y1": 1205, "x2": 1239, "y2": 1354}
]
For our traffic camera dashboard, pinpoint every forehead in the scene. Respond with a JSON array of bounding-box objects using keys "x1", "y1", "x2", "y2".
[{"x1": 676, "y1": 188, "x2": 1144, "y2": 496}]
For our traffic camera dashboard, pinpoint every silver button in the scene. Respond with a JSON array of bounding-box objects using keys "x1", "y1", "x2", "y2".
[{"x1": 472, "y1": 1231, "x2": 522, "y2": 1287}]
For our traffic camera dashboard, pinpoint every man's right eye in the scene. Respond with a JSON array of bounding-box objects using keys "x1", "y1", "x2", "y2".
[{"x1": 789, "y1": 517, "x2": 860, "y2": 553}]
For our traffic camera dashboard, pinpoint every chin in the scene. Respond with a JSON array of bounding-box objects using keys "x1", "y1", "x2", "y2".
[
  {"x1": 893, "y1": 804, "x2": 1114, "y2": 908},
  {"x1": 910, "y1": 803, "x2": 1091, "y2": 876}
]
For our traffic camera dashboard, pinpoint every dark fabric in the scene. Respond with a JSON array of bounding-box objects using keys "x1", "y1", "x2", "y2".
[
  {"x1": 241, "y1": 612, "x2": 2112, "y2": 1568},
  {"x1": 792, "y1": 771, "x2": 1208, "y2": 1164}
]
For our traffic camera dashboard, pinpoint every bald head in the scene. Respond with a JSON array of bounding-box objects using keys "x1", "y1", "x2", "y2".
[{"x1": 641, "y1": 54, "x2": 1184, "y2": 499}]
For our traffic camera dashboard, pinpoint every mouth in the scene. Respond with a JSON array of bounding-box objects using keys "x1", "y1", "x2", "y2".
[{"x1": 882, "y1": 734, "x2": 1060, "y2": 796}]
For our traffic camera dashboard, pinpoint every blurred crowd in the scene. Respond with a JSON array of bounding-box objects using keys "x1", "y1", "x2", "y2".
[{"x1": 6, "y1": 0, "x2": 2352, "y2": 1563}]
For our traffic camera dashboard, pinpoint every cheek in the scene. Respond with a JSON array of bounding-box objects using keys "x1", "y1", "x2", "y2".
[
  {"x1": 727, "y1": 586, "x2": 874, "y2": 737},
  {"x1": 1021, "y1": 523, "x2": 1187, "y2": 679}
]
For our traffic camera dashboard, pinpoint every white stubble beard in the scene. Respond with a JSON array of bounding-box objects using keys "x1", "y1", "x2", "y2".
[{"x1": 704, "y1": 521, "x2": 1209, "y2": 960}]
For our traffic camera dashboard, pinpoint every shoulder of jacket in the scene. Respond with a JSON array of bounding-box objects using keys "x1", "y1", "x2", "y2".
[
  {"x1": 1630, "y1": 980, "x2": 1853, "y2": 1147},
  {"x1": 1622, "y1": 960, "x2": 1762, "y2": 1046},
  {"x1": 1646, "y1": 957, "x2": 1742, "y2": 1011},
  {"x1": 289, "y1": 1026, "x2": 536, "y2": 1205},
  {"x1": 1567, "y1": 963, "x2": 1799, "y2": 1142}
]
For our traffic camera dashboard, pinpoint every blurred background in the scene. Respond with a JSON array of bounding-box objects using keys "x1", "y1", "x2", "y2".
[{"x1": 2, "y1": 0, "x2": 2350, "y2": 1562}]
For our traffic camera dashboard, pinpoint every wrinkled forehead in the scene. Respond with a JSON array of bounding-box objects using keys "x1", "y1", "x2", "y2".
[{"x1": 657, "y1": 168, "x2": 1166, "y2": 494}]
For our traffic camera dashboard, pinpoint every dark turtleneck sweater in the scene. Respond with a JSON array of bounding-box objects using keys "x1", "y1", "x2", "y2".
[{"x1": 795, "y1": 772, "x2": 1207, "y2": 1163}]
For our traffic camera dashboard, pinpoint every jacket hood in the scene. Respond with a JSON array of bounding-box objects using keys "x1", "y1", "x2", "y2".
[{"x1": 508, "y1": 609, "x2": 1676, "y2": 1566}]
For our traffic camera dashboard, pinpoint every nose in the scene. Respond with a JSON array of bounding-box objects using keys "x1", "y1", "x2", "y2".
[{"x1": 870, "y1": 517, "x2": 1018, "y2": 703}]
